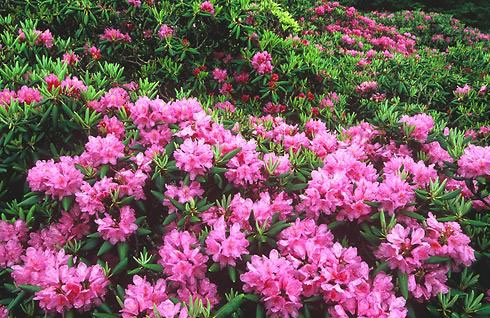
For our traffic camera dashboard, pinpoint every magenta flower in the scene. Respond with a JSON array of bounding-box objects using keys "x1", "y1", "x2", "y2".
[
  {"x1": 205, "y1": 216, "x2": 249, "y2": 267},
  {"x1": 100, "y1": 28, "x2": 131, "y2": 42},
  {"x1": 0, "y1": 305, "x2": 7, "y2": 318},
  {"x1": 425, "y1": 213, "x2": 475, "y2": 268},
  {"x1": 0, "y1": 220, "x2": 27, "y2": 268},
  {"x1": 376, "y1": 224, "x2": 430, "y2": 273},
  {"x1": 27, "y1": 157, "x2": 84, "y2": 200},
  {"x1": 174, "y1": 138, "x2": 213, "y2": 180},
  {"x1": 81, "y1": 134, "x2": 125, "y2": 167},
  {"x1": 408, "y1": 264, "x2": 449, "y2": 300},
  {"x1": 241, "y1": 250, "x2": 303, "y2": 318},
  {"x1": 399, "y1": 113, "x2": 434, "y2": 142},
  {"x1": 251, "y1": 51, "x2": 273, "y2": 75},
  {"x1": 200, "y1": 1, "x2": 215, "y2": 14},
  {"x1": 458, "y1": 145, "x2": 490, "y2": 178},
  {"x1": 212, "y1": 68, "x2": 228, "y2": 83},
  {"x1": 95, "y1": 206, "x2": 138, "y2": 244},
  {"x1": 158, "y1": 230, "x2": 208, "y2": 285},
  {"x1": 16, "y1": 86, "x2": 42, "y2": 104},
  {"x1": 158, "y1": 24, "x2": 174, "y2": 39}
]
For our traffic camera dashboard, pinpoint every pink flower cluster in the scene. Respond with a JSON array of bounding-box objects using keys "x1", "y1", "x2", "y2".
[
  {"x1": 376, "y1": 218, "x2": 474, "y2": 300},
  {"x1": 200, "y1": 1, "x2": 215, "y2": 14},
  {"x1": 205, "y1": 216, "x2": 249, "y2": 267},
  {"x1": 174, "y1": 138, "x2": 214, "y2": 180},
  {"x1": 458, "y1": 144, "x2": 490, "y2": 178},
  {"x1": 95, "y1": 206, "x2": 138, "y2": 244},
  {"x1": 100, "y1": 28, "x2": 132, "y2": 42},
  {"x1": 29, "y1": 205, "x2": 90, "y2": 250},
  {"x1": 158, "y1": 24, "x2": 174, "y2": 39},
  {"x1": 0, "y1": 86, "x2": 43, "y2": 107},
  {"x1": 399, "y1": 113, "x2": 434, "y2": 142},
  {"x1": 121, "y1": 275, "x2": 187, "y2": 318},
  {"x1": 27, "y1": 156, "x2": 84, "y2": 199},
  {"x1": 158, "y1": 230, "x2": 219, "y2": 307},
  {"x1": 251, "y1": 51, "x2": 273, "y2": 75},
  {"x1": 12, "y1": 248, "x2": 109, "y2": 313},
  {"x1": 0, "y1": 220, "x2": 27, "y2": 268}
]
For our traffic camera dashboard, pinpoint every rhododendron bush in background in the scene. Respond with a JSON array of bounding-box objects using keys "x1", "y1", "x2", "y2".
[{"x1": 0, "y1": 0, "x2": 489, "y2": 317}]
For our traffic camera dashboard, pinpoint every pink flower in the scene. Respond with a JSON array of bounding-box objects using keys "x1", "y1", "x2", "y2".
[
  {"x1": 45, "y1": 74, "x2": 61, "y2": 91},
  {"x1": 454, "y1": 84, "x2": 471, "y2": 97},
  {"x1": 200, "y1": 1, "x2": 215, "y2": 14},
  {"x1": 62, "y1": 51, "x2": 79, "y2": 65},
  {"x1": 95, "y1": 206, "x2": 138, "y2": 244},
  {"x1": 0, "y1": 305, "x2": 7, "y2": 318},
  {"x1": 116, "y1": 169, "x2": 148, "y2": 200},
  {"x1": 164, "y1": 181, "x2": 204, "y2": 213},
  {"x1": 241, "y1": 250, "x2": 303, "y2": 318},
  {"x1": 34, "y1": 262, "x2": 109, "y2": 313},
  {"x1": 158, "y1": 24, "x2": 174, "y2": 39},
  {"x1": 81, "y1": 134, "x2": 125, "y2": 167},
  {"x1": 89, "y1": 46, "x2": 101, "y2": 60},
  {"x1": 174, "y1": 138, "x2": 213, "y2": 180},
  {"x1": 98, "y1": 87, "x2": 130, "y2": 111},
  {"x1": 121, "y1": 275, "x2": 169, "y2": 318},
  {"x1": 98, "y1": 115, "x2": 126, "y2": 138},
  {"x1": 27, "y1": 157, "x2": 84, "y2": 199},
  {"x1": 127, "y1": 0, "x2": 141, "y2": 7},
  {"x1": 376, "y1": 224, "x2": 430, "y2": 273},
  {"x1": 458, "y1": 145, "x2": 490, "y2": 178},
  {"x1": 212, "y1": 68, "x2": 227, "y2": 83},
  {"x1": 61, "y1": 76, "x2": 87, "y2": 97},
  {"x1": 35, "y1": 29, "x2": 54, "y2": 48},
  {"x1": 158, "y1": 230, "x2": 208, "y2": 285},
  {"x1": 30, "y1": 206, "x2": 90, "y2": 250},
  {"x1": 278, "y1": 219, "x2": 333, "y2": 260},
  {"x1": 100, "y1": 28, "x2": 131, "y2": 42},
  {"x1": 399, "y1": 113, "x2": 434, "y2": 142},
  {"x1": 251, "y1": 51, "x2": 273, "y2": 75},
  {"x1": 355, "y1": 81, "x2": 377, "y2": 95},
  {"x1": 0, "y1": 88, "x2": 17, "y2": 106},
  {"x1": 425, "y1": 213, "x2": 475, "y2": 268},
  {"x1": 422, "y1": 142, "x2": 453, "y2": 167},
  {"x1": 0, "y1": 220, "x2": 27, "y2": 268},
  {"x1": 408, "y1": 264, "x2": 449, "y2": 300},
  {"x1": 16, "y1": 86, "x2": 42, "y2": 104},
  {"x1": 215, "y1": 101, "x2": 235, "y2": 112},
  {"x1": 75, "y1": 177, "x2": 118, "y2": 215},
  {"x1": 205, "y1": 216, "x2": 249, "y2": 267},
  {"x1": 377, "y1": 174, "x2": 414, "y2": 214}
]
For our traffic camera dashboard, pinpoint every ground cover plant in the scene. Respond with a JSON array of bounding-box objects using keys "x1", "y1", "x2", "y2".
[{"x1": 0, "y1": 0, "x2": 489, "y2": 317}]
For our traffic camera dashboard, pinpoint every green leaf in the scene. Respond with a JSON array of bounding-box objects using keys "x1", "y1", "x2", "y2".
[
  {"x1": 19, "y1": 284, "x2": 42, "y2": 293},
  {"x1": 256, "y1": 304, "x2": 265, "y2": 318},
  {"x1": 208, "y1": 263, "x2": 220, "y2": 272},
  {"x1": 439, "y1": 189, "x2": 461, "y2": 201},
  {"x1": 266, "y1": 221, "x2": 291, "y2": 237},
  {"x1": 228, "y1": 266, "x2": 237, "y2": 283},
  {"x1": 151, "y1": 190, "x2": 165, "y2": 202},
  {"x1": 425, "y1": 256, "x2": 451, "y2": 264},
  {"x1": 62, "y1": 196, "x2": 73, "y2": 211},
  {"x1": 111, "y1": 258, "x2": 128, "y2": 275},
  {"x1": 163, "y1": 213, "x2": 177, "y2": 226},
  {"x1": 143, "y1": 263, "x2": 163, "y2": 272},
  {"x1": 286, "y1": 183, "x2": 308, "y2": 192},
  {"x1": 97, "y1": 241, "x2": 113, "y2": 257},
  {"x1": 220, "y1": 148, "x2": 241, "y2": 163},
  {"x1": 398, "y1": 271, "x2": 409, "y2": 299},
  {"x1": 18, "y1": 195, "x2": 39, "y2": 207},
  {"x1": 118, "y1": 242, "x2": 129, "y2": 259},
  {"x1": 214, "y1": 294, "x2": 245, "y2": 317}
]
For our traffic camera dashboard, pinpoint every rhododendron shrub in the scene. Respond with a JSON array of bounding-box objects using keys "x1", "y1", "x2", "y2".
[{"x1": 0, "y1": 0, "x2": 489, "y2": 317}]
